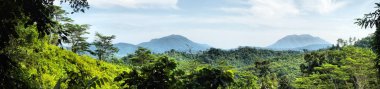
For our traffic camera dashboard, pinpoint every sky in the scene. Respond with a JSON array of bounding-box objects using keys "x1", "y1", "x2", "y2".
[{"x1": 62, "y1": 0, "x2": 377, "y2": 49}]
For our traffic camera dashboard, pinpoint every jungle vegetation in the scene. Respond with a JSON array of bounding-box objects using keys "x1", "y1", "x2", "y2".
[{"x1": 1, "y1": 0, "x2": 380, "y2": 89}]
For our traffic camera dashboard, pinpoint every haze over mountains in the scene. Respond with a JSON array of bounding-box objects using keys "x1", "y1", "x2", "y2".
[
  {"x1": 97, "y1": 35, "x2": 211, "y2": 57},
  {"x1": 90, "y1": 34, "x2": 332, "y2": 57},
  {"x1": 266, "y1": 34, "x2": 332, "y2": 50}
]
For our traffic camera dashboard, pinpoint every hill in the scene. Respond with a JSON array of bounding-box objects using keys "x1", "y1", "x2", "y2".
[
  {"x1": 137, "y1": 34, "x2": 211, "y2": 53},
  {"x1": 90, "y1": 35, "x2": 211, "y2": 57},
  {"x1": 267, "y1": 34, "x2": 331, "y2": 50},
  {"x1": 114, "y1": 43, "x2": 138, "y2": 57}
]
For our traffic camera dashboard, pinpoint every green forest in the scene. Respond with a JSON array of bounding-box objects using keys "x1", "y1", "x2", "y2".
[{"x1": 2, "y1": 0, "x2": 380, "y2": 89}]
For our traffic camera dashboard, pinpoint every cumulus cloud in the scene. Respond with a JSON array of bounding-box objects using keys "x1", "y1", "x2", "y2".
[
  {"x1": 89, "y1": 0, "x2": 178, "y2": 9},
  {"x1": 221, "y1": 0, "x2": 347, "y2": 17},
  {"x1": 302, "y1": 0, "x2": 347, "y2": 14},
  {"x1": 70, "y1": 0, "x2": 372, "y2": 48},
  {"x1": 221, "y1": 0, "x2": 300, "y2": 18},
  {"x1": 249, "y1": 0, "x2": 300, "y2": 18}
]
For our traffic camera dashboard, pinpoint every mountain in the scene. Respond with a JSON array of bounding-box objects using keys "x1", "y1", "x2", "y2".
[
  {"x1": 88, "y1": 43, "x2": 138, "y2": 58},
  {"x1": 267, "y1": 34, "x2": 332, "y2": 50},
  {"x1": 138, "y1": 34, "x2": 211, "y2": 53},
  {"x1": 88, "y1": 35, "x2": 210, "y2": 58},
  {"x1": 293, "y1": 44, "x2": 332, "y2": 51},
  {"x1": 114, "y1": 43, "x2": 138, "y2": 57}
]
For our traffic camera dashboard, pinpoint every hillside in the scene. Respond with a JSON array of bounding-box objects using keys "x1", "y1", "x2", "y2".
[{"x1": 5, "y1": 39, "x2": 129, "y2": 88}]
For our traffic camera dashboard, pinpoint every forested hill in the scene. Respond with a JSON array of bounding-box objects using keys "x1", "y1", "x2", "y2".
[
  {"x1": 163, "y1": 47, "x2": 302, "y2": 64},
  {"x1": 267, "y1": 34, "x2": 332, "y2": 50}
]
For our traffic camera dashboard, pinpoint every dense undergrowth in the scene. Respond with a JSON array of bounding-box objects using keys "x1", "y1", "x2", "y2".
[{"x1": 2, "y1": 24, "x2": 130, "y2": 88}]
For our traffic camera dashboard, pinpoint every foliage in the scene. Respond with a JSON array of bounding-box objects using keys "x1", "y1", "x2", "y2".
[
  {"x1": 2, "y1": 24, "x2": 129, "y2": 88},
  {"x1": 356, "y1": 1, "x2": 380, "y2": 80},
  {"x1": 126, "y1": 47, "x2": 156, "y2": 66},
  {"x1": 3, "y1": 24, "x2": 379, "y2": 89},
  {"x1": 54, "y1": 71, "x2": 109, "y2": 89},
  {"x1": 166, "y1": 47, "x2": 304, "y2": 89},
  {"x1": 63, "y1": 23, "x2": 91, "y2": 54},
  {"x1": 115, "y1": 48, "x2": 181, "y2": 89},
  {"x1": 255, "y1": 61, "x2": 279, "y2": 89},
  {"x1": 92, "y1": 32, "x2": 119, "y2": 61},
  {"x1": 0, "y1": 0, "x2": 89, "y2": 87},
  {"x1": 186, "y1": 68, "x2": 234, "y2": 89},
  {"x1": 294, "y1": 46, "x2": 378, "y2": 89},
  {"x1": 0, "y1": 0, "x2": 89, "y2": 49},
  {"x1": 354, "y1": 34, "x2": 374, "y2": 49}
]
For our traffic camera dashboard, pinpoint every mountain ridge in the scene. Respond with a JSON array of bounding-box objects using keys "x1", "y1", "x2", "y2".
[
  {"x1": 267, "y1": 34, "x2": 332, "y2": 50},
  {"x1": 92, "y1": 34, "x2": 333, "y2": 57},
  {"x1": 105, "y1": 34, "x2": 211, "y2": 57},
  {"x1": 138, "y1": 34, "x2": 211, "y2": 53}
]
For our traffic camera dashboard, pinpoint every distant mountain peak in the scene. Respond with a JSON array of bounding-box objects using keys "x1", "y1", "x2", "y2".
[
  {"x1": 114, "y1": 42, "x2": 135, "y2": 46},
  {"x1": 281, "y1": 34, "x2": 324, "y2": 40},
  {"x1": 284, "y1": 34, "x2": 313, "y2": 38},
  {"x1": 165, "y1": 34, "x2": 188, "y2": 39},
  {"x1": 267, "y1": 34, "x2": 331, "y2": 50},
  {"x1": 167, "y1": 34, "x2": 186, "y2": 38},
  {"x1": 148, "y1": 34, "x2": 190, "y2": 42},
  {"x1": 91, "y1": 35, "x2": 211, "y2": 58},
  {"x1": 138, "y1": 34, "x2": 210, "y2": 53}
]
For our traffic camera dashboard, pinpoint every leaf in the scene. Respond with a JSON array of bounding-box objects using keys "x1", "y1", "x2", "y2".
[
  {"x1": 54, "y1": 78, "x2": 63, "y2": 89},
  {"x1": 86, "y1": 76, "x2": 98, "y2": 88},
  {"x1": 97, "y1": 80, "x2": 102, "y2": 88},
  {"x1": 100, "y1": 78, "x2": 105, "y2": 85},
  {"x1": 91, "y1": 83, "x2": 96, "y2": 89}
]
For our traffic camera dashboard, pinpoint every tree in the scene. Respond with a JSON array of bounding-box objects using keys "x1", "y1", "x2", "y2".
[
  {"x1": 54, "y1": 71, "x2": 108, "y2": 89},
  {"x1": 301, "y1": 52, "x2": 328, "y2": 74},
  {"x1": 47, "y1": 6, "x2": 90, "y2": 54},
  {"x1": 92, "y1": 32, "x2": 118, "y2": 61},
  {"x1": 187, "y1": 68, "x2": 234, "y2": 89},
  {"x1": 354, "y1": 34, "x2": 374, "y2": 48},
  {"x1": 337, "y1": 38, "x2": 345, "y2": 47},
  {"x1": 115, "y1": 55, "x2": 180, "y2": 89},
  {"x1": 0, "y1": 0, "x2": 89, "y2": 88},
  {"x1": 63, "y1": 23, "x2": 90, "y2": 54},
  {"x1": 254, "y1": 61, "x2": 279, "y2": 89},
  {"x1": 129, "y1": 47, "x2": 155, "y2": 66},
  {"x1": 0, "y1": 0, "x2": 89, "y2": 50},
  {"x1": 356, "y1": 2, "x2": 380, "y2": 80},
  {"x1": 278, "y1": 76, "x2": 293, "y2": 89},
  {"x1": 295, "y1": 46, "x2": 378, "y2": 88},
  {"x1": 200, "y1": 48, "x2": 226, "y2": 63},
  {"x1": 49, "y1": 6, "x2": 74, "y2": 46}
]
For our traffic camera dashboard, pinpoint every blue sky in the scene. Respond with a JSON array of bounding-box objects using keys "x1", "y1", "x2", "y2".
[{"x1": 63, "y1": 0, "x2": 377, "y2": 49}]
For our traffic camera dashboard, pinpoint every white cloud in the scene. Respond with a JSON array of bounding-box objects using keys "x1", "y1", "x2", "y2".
[
  {"x1": 302, "y1": 0, "x2": 347, "y2": 14},
  {"x1": 222, "y1": 0, "x2": 348, "y2": 17},
  {"x1": 89, "y1": 0, "x2": 178, "y2": 9},
  {"x1": 249, "y1": 0, "x2": 300, "y2": 18},
  {"x1": 70, "y1": 0, "x2": 373, "y2": 49},
  {"x1": 221, "y1": 0, "x2": 300, "y2": 18}
]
